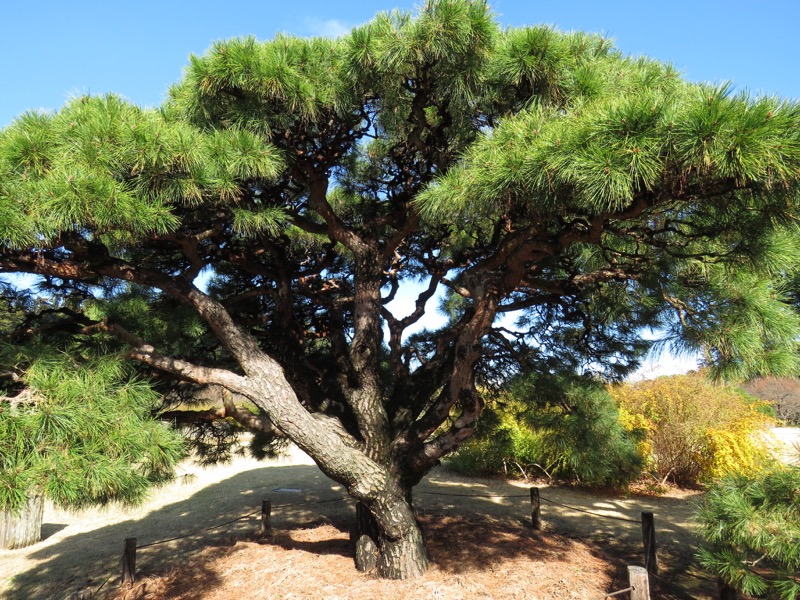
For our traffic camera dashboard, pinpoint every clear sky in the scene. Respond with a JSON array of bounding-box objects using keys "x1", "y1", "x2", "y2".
[
  {"x1": 2, "y1": 0, "x2": 799, "y2": 128},
  {"x1": 2, "y1": 0, "x2": 797, "y2": 377}
]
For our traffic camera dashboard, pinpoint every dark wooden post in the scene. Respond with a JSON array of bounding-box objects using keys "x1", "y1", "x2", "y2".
[
  {"x1": 260, "y1": 500, "x2": 272, "y2": 537},
  {"x1": 530, "y1": 487, "x2": 542, "y2": 530},
  {"x1": 628, "y1": 565, "x2": 651, "y2": 600},
  {"x1": 122, "y1": 537, "x2": 137, "y2": 585},
  {"x1": 718, "y1": 577, "x2": 738, "y2": 600},
  {"x1": 641, "y1": 512, "x2": 658, "y2": 574}
]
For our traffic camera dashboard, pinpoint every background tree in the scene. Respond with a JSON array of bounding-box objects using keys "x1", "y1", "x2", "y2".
[
  {"x1": 0, "y1": 349, "x2": 185, "y2": 547},
  {"x1": 743, "y1": 376, "x2": 800, "y2": 425},
  {"x1": 2, "y1": 0, "x2": 800, "y2": 578},
  {"x1": 450, "y1": 372, "x2": 644, "y2": 486}
]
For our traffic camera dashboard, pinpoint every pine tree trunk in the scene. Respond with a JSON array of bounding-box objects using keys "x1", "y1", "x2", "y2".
[
  {"x1": 0, "y1": 495, "x2": 44, "y2": 549},
  {"x1": 375, "y1": 517, "x2": 430, "y2": 579},
  {"x1": 353, "y1": 491, "x2": 431, "y2": 579}
]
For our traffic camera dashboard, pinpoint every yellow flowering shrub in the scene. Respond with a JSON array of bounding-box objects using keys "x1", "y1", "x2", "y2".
[
  {"x1": 701, "y1": 412, "x2": 773, "y2": 479},
  {"x1": 609, "y1": 372, "x2": 775, "y2": 485}
]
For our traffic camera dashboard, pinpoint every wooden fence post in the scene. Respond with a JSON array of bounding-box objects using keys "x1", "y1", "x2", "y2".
[
  {"x1": 530, "y1": 487, "x2": 542, "y2": 530},
  {"x1": 641, "y1": 512, "x2": 658, "y2": 574},
  {"x1": 718, "y1": 577, "x2": 738, "y2": 600},
  {"x1": 628, "y1": 565, "x2": 651, "y2": 600},
  {"x1": 260, "y1": 500, "x2": 272, "y2": 537},
  {"x1": 122, "y1": 537, "x2": 137, "y2": 585}
]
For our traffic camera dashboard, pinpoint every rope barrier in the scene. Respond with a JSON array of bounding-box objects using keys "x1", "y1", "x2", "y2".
[
  {"x1": 418, "y1": 488, "x2": 643, "y2": 524},
  {"x1": 65, "y1": 562, "x2": 116, "y2": 599},
  {"x1": 538, "y1": 496, "x2": 642, "y2": 524},
  {"x1": 686, "y1": 572, "x2": 718, "y2": 584},
  {"x1": 417, "y1": 490, "x2": 529, "y2": 499},
  {"x1": 132, "y1": 487, "x2": 643, "y2": 554},
  {"x1": 138, "y1": 508, "x2": 261, "y2": 549},
  {"x1": 272, "y1": 496, "x2": 350, "y2": 509},
  {"x1": 137, "y1": 496, "x2": 350, "y2": 549},
  {"x1": 603, "y1": 586, "x2": 633, "y2": 598},
  {"x1": 648, "y1": 566, "x2": 716, "y2": 585},
  {"x1": 114, "y1": 485, "x2": 721, "y2": 600},
  {"x1": 92, "y1": 571, "x2": 114, "y2": 596}
]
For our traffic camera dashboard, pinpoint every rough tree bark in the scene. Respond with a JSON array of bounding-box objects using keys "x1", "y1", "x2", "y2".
[{"x1": 172, "y1": 285, "x2": 435, "y2": 578}]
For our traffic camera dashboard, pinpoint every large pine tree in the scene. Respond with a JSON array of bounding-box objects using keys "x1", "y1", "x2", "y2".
[{"x1": 3, "y1": 1, "x2": 800, "y2": 578}]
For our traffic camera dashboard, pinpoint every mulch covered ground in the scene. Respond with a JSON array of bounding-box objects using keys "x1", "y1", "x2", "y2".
[{"x1": 111, "y1": 512, "x2": 622, "y2": 600}]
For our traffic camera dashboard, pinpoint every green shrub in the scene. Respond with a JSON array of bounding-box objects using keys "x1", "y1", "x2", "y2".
[
  {"x1": 450, "y1": 374, "x2": 643, "y2": 487},
  {"x1": 697, "y1": 465, "x2": 800, "y2": 599},
  {"x1": 0, "y1": 352, "x2": 185, "y2": 513}
]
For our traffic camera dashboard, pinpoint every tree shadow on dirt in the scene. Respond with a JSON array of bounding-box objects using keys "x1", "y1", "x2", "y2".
[
  {"x1": 422, "y1": 512, "x2": 593, "y2": 573},
  {"x1": 40, "y1": 523, "x2": 69, "y2": 541},
  {"x1": 3, "y1": 462, "x2": 708, "y2": 599},
  {"x1": 3, "y1": 464, "x2": 351, "y2": 600},
  {"x1": 418, "y1": 467, "x2": 718, "y2": 599}
]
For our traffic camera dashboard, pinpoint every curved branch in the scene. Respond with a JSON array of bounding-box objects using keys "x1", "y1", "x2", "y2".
[
  {"x1": 77, "y1": 320, "x2": 250, "y2": 395},
  {"x1": 221, "y1": 391, "x2": 285, "y2": 435}
]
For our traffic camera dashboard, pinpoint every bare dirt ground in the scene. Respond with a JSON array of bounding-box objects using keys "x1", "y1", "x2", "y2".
[{"x1": 2, "y1": 429, "x2": 797, "y2": 600}]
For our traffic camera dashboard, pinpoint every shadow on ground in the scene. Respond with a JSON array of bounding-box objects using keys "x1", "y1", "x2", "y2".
[
  {"x1": 3, "y1": 463, "x2": 713, "y2": 599},
  {"x1": 4, "y1": 465, "x2": 350, "y2": 599},
  {"x1": 39, "y1": 523, "x2": 69, "y2": 542},
  {"x1": 417, "y1": 469, "x2": 718, "y2": 599}
]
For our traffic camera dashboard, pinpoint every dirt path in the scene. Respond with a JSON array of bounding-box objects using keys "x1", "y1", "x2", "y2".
[{"x1": 1, "y1": 443, "x2": 708, "y2": 600}]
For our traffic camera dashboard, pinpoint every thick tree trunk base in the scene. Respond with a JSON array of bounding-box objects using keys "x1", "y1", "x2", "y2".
[
  {"x1": 0, "y1": 496, "x2": 44, "y2": 550},
  {"x1": 352, "y1": 497, "x2": 431, "y2": 579},
  {"x1": 375, "y1": 522, "x2": 431, "y2": 579}
]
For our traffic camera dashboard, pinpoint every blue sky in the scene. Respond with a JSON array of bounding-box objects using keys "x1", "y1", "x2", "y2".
[
  {"x1": 2, "y1": 0, "x2": 797, "y2": 376},
  {"x1": 2, "y1": 1, "x2": 799, "y2": 127}
]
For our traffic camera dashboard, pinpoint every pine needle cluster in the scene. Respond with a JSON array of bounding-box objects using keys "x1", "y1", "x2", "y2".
[
  {"x1": 698, "y1": 466, "x2": 800, "y2": 599},
  {"x1": 0, "y1": 350, "x2": 185, "y2": 513}
]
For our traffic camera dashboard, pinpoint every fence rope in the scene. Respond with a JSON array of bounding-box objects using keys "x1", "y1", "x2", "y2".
[
  {"x1": 137, "y1": 508, "x2": 261, "y2": 549},
  {"x1": 117, "y1": 486, "x2": 726, "y2": 598},
  {"x1": 65, "y1": 560, "x2": 116, "y2": 599},
  {"x1": 272, "y1": 495, "x2": 350, "y2": 509},
  {"x1": 538, "y1": 496, "x2": 642, "y2": 524},
  {"x1": 602, "y1": 586, "x2": 634, "y2": 598},
  {"x1": 647, "y1": 565, "x2": 716, "y2": 585},
  {"x1": 92, "y1": 570, "x2": 115, "y2": 596},
  {"x1": 134, "y1": 487, "x2": 642, "y2": 552},
  {"x1": 418, "y1": 489, "x2": 643, "y2": 524},
  {"x1": 137, "y1": 495, "x2": 350, "y2": 549},
  {"x1": 417, "y1": 490, "x2": 529, "y2": 499},
  {"x1": 685, "y1": 571, "x2": 718, "y2": 584}
]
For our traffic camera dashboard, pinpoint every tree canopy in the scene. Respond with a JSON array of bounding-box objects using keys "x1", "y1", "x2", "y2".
[{"x1": 2, "y1": 0, "x2": 800, "y2": 578}]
